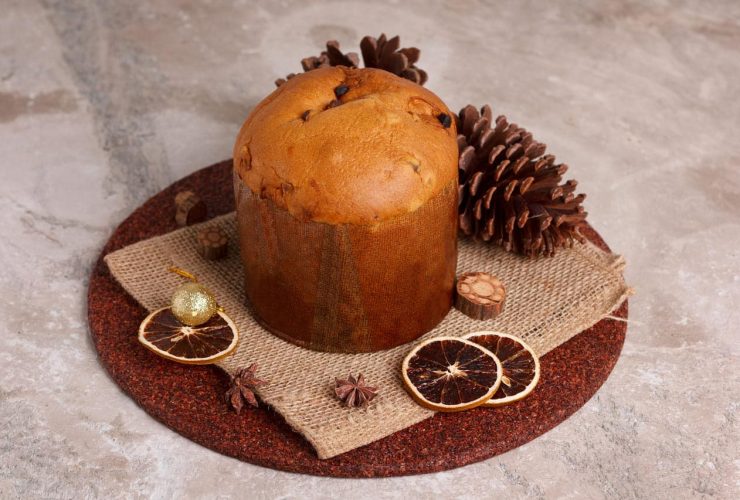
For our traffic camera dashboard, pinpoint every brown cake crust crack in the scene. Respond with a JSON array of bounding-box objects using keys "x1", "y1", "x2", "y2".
[{"x1": 233, "y1": 67, "x2": 458, "y2": 226}]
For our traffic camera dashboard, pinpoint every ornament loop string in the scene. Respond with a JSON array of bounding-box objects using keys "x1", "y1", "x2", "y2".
[{"x1": 168, "y1": 266, "x2": 198, "y2": 282}]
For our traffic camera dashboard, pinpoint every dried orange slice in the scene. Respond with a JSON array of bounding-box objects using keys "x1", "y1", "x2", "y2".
[
  {"x1": 464, "y1": 331, "x2": 540, "y2": 406},
  {"x1": 401, "y1": 337, "x2": 502, "y2": 412},
  {"x1": 138, "y1": 307, "x2": 238, "y2": 364}
]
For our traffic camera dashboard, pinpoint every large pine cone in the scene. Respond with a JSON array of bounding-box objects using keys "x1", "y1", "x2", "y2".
[
  {"x1": 457, "y1": 105, "x2": 588, "y2": 257},
  {"x1": 276, "y1": 34, "x2": 426, "y2": 87}
]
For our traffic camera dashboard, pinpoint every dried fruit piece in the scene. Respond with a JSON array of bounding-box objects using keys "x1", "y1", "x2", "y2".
[
  {"x1": 401, "y1": 337, "x2": 502, "y2": 412},
  {"x1": 455, "y1": 272, "x2": 506, "y2": 320},
  {"x1": 334, "y1": 84, "x2": 350, "y2": 97},
  {"x1": 174, "y1": 191, "x2": 207, "y2": 227},
  {"x1": 138, "y1": 307, "x2": 238, "y2": 364},
  {"x1": 437, "y1": 113, "x2": 452, "y2": 128},
  {"x1": 464, "y1": 332, "x2": 540, "y2": 406},
  {"x1": 196, "y1": 226, "x2": 229, "y2": 260}
]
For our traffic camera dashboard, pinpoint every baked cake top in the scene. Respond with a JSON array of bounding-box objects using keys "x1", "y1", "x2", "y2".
[{"x1": 233, "y1": 67, "x2": 458, "y2": 225}]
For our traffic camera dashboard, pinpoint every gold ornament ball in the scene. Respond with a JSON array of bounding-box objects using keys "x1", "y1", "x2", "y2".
[{"x1": 171, "y1": 282, "x2": 218, "y2": 326}]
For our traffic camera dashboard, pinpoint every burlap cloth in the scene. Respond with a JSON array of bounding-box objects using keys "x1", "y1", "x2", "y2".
[{"x1": 105, "y1": 213, "x2": 630, "y2": 459}]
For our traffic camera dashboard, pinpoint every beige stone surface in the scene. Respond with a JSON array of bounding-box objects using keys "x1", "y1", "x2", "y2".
[{"x1": 0, "y1": 0, "x2": 737, "y2": 498}]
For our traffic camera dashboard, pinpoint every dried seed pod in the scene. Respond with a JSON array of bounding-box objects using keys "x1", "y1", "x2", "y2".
[
  {"x1": 454, "y1": 272, "x2": 506, "y2": 320},
  {"x1": 196, "y1": 226, "x2": 229, "y2": 260},
  {"x1": 334, "y1": 373, "x2": 378, "y2": 408},
  {"x1": 174, "y1": 191, "x2": 207, "y2": 227}
]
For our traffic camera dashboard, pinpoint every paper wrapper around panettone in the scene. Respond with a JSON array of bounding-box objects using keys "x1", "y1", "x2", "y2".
[{"x1": 234, "y1": 171, "x2": 458, "y2": 353}]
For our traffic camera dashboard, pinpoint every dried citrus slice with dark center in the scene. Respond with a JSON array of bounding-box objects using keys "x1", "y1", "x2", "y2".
[
  {"x1": 401, "y1": 337, "x2": 502, "y2": 412},
  {"x1": 138, "y1": 307, "x2": 238, "y2": 364},
  {"x1": 464, "y1": 331, "x2": 540, "y2": 406}
]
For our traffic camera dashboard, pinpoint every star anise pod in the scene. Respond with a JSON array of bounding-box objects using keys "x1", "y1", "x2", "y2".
[
  {"x1": 334, "y1": 373, "x2": 378, "y2": 408},
  {"x1": 225, "y1": 363, "x2": 268, "y2": 414}
]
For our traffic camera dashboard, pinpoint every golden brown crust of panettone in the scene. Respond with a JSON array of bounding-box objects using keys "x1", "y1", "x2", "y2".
[{"x1": 233, "y1": 67, "x2": 458, "y2": 225}]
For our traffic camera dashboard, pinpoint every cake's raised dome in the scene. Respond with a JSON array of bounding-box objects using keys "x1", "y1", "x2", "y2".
[{"x1": 233, "y1": 66, "x2": 458, "y2": 225}]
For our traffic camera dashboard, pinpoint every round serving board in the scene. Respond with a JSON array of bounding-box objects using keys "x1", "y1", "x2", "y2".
[{"x1": 88, "y1": 160, "x2": 627, "y2": 478}]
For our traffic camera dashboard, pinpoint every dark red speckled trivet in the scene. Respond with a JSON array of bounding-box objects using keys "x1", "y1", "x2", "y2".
[{"x1": 87, "y1": 160, "x2": 628, "y2": 478}]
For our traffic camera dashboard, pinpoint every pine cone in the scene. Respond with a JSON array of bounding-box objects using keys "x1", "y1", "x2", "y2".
[
  {"x1": 276, "y1": 40, "x2": 359, "y2": 87},
  {"x1": 360, "y1": 34, "x2": 427, "y2": 85},
  {"x1": 274, "y1": 72, "x2": 298, "y2": 87},
  {"x1": 276, "y1": 34, "x2": 426, "y2": 87},
  {"x1": 457, "y1": 105, "x2": 588, "y2": 257},
  {"x1": 302, "y1": 39, "x2": 360, "y2": 71}
]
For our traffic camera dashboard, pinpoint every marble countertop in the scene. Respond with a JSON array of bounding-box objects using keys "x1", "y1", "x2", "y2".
[{"x1": 1, "y1": 1, "x2": 738, "y2": 498}]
